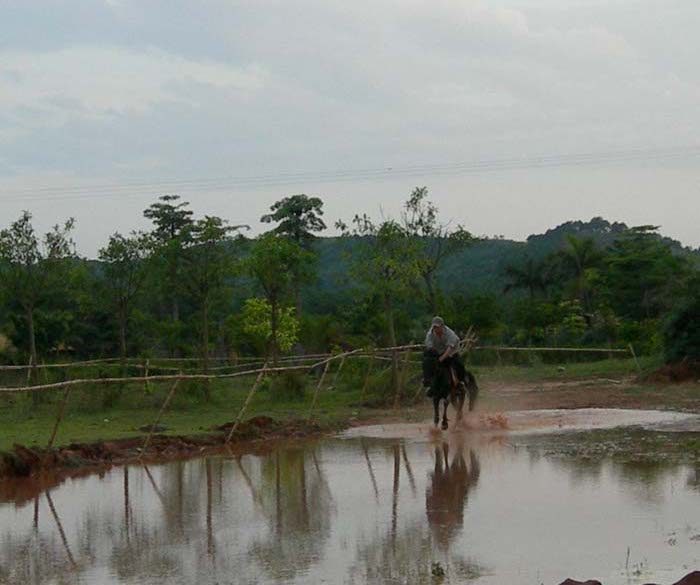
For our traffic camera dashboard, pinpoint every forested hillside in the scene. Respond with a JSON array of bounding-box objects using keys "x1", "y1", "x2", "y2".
[{"x1": 1, "y1": 190, "x2": 699, "y2": 370}]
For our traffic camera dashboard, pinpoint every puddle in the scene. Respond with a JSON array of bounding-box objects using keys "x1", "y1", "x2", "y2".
[
  {"x1": 343, "y1": 408, "x2": 700, "y2": 439},
  {"x1": 1, "y1": 410, "x2": 699, "y2": 585}
]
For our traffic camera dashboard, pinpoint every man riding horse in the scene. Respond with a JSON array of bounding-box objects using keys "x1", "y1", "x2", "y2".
[{"x1": 423, "y1": 316, "x2": 478, "y2": 429}]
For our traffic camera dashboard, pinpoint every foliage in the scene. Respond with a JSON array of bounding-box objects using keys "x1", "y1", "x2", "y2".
[
  {"x1": 603, "y1": 226, "x2": 689, "y2": 320},
  {"x1": 664, "y1": 297, "x2": 700, "y2": 363},
  {"x1": 401, "y1": 186, "x2": 474, "y2": 313},
  {"x1": 143, "y1": 195, "x2": 194, "y2": 324},
  {"x1": 268, "y1": 370, "x2": 307, "y2": 401},
  {"x1": 241, "y1": 297, "x2": 299, "y2": 354},
  {"x1": 0, "y1": 211, "x2": 75, "y2": 374},
  {"x1": 260, "y1": 194, "x2": 326, "y2": 246},
  {"x1": 336, "y1": 214, "x2": 420, "y2": 346},
  {"x1": 261, "y1": 194, "x2": 325, "y2": 318},
  {"x1": 246, "y1": 234, "x2": 308, "y2": 362},
  {"x1": 98, "y1": 231, "x2": 150, "y2": 360}
]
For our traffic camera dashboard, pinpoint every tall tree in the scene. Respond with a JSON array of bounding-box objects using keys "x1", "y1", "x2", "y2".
[
  {"x1": 183, "y1": 216, "x2": 246, "y2": 395},
  {"x1": 0, "y1": 211, "x2": 75, "y2": 387},
  {"x1": 261, "y1": 194, "x2": 326, "y2": 317},
  {"x1": 603, "y1": 226, "x2": 689, "y2": 320},
  {"x1": 246, "y1": 234, "x2": 306, "y2": 365},
  {"x1": 98, "y1": 232, "x2": 150, "y2": 369},
  {"x1": 337, "y1": 214, "x2": 420, "y2": 396},
  {"x1": 143, "y1": 195, "x2": 193, "y2": 324},
  {"x1": 503, "y1": 256, "x2": 551, "y2": 300},
  {"x1": 560, "y1": 235, "x2": 603, "y2": 312},
  {"x1": 402, "y1": 187, "x2": 474, "y2": 314}
]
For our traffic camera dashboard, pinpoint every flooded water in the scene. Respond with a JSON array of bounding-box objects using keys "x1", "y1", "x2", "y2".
[{"x1": 1, "y1": 409, "x2": 700, "y2": 585}]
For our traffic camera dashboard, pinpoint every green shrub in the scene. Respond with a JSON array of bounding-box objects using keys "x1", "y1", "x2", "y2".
[
  {"x1": 269, "y1": 371, "x2": 307, "y2": 401},
  {"x1": 664, "y1": 299, "x2": 700, "y2": 363}
]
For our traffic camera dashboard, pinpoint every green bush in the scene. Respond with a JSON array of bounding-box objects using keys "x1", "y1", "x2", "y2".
[
  {"x1": 269, "y1": 371, "x2": 307, "y2": 401},
  {"x1": 664, "y1": 298, "x2": 700, "y2": 363}
]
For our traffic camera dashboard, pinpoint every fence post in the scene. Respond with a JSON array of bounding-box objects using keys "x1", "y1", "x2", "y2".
[
  {"x1": 46, "y1": 386, "x2": 72, "y2": 453},
  {"x1": 628, "y1": 344, "x2": 642, "y2": 375},
  {"x1": 308, "y1": 360, "x2": 331, "y2": 421},
  {"x1": 226, "y1": 363, "x2": 268, "y2": 443},
  {"x1": 143, "y1": 359, "x2": 150, "y2": 394},
  {"x1": 331, "y1": 356, "x2": 347, "y2": 388},
  {"x1": 360, "y1": 351, "x2": 375, "y2": 403},
  {"x1": 394, "y1": 350, "x2": 411, "y2": 408},
  {"x1": 139, "y1": 379, "x2": 180, "y2": 460}
]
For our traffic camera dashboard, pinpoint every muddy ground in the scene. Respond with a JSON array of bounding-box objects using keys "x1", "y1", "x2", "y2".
[{"x1": 2, "y1": 373, "x2": 699, "y2": 485}]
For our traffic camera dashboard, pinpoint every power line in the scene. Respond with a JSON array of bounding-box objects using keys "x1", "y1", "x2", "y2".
[{"x1": 2, "y1": 144, "x2": 699, "y2": 203}]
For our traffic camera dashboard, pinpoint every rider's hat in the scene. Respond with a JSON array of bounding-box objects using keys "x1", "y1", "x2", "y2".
[{"x1": 431, "y1": 316, "x2": 445, "y2": 327}]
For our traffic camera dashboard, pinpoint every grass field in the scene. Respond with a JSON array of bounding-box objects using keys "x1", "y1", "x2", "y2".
[{"x1": 0, "y1": 354, "x2": 672, "y2": 452}]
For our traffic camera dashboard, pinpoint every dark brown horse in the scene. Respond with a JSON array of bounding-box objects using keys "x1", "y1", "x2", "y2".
[{"x1": 432, "y1": 364, "x2": 478, "y2": 430}]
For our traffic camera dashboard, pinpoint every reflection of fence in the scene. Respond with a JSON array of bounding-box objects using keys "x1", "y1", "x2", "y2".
[{"x1": 1, "y1": 342, "x2": 640, "y2": 459}]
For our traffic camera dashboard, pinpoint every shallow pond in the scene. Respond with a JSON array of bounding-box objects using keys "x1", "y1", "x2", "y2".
[{"x1": 1, "y1": 409, "x2": 700, "y2": 585}]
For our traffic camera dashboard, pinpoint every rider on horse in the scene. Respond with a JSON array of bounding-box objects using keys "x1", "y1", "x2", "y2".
[{"x1": 422, "y1": 316, "x2": 468, "y2": 398}]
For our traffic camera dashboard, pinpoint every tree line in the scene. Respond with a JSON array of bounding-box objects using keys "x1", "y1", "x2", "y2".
[{"x1": 1, "y1": 188, "x2": 698, "y2": 382}]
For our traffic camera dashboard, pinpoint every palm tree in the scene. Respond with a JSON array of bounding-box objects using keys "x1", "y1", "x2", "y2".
[
  {"x1": 562, "y1": 235, "x2": 602, "y2": 311},
  {"x1": 503, "y1": 256, "x2": 550, "y2": 299}
]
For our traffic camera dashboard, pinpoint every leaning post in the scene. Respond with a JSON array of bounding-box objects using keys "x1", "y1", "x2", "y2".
[
  {"x1": 307, "y1": 360, "x2": 331, "y2": 422},
  {"x1": 226, "y1": 363, "x2": 268, "y2": 443},
  {"x1": 628, "y1": 343, "x2": 643, "y2": 375},
  {"x1": 138, "y1": 378, "x2": 180, "y2": 460},
  {"x1": 46, "y1": 386, "x2": 72, "y2": 453},
  {"x1": 359, "y1": 350, "x2": 375, "y2": 403}
]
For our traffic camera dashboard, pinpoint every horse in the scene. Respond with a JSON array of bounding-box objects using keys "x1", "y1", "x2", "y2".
[{"x1": 426, "y1": 353, "x2": 479, "y2": 430}]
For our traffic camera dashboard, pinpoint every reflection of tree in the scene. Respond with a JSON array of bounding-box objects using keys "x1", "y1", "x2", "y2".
[
  {"x1": 687, "y1": 465, "x2": 700, "y2": 492},
  {"x1": 247, "y1": 447, "x2": 334, "y2": 581},
  {"x1": 426, "y1": 443, "x2": 480, "y2": 551}
]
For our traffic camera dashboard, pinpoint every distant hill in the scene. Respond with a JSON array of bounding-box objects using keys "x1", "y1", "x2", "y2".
[{"x1": 304, "y1": 217, "x2": 699, "y2": 305}]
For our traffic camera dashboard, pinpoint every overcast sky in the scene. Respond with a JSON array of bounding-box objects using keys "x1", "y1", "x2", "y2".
[{"x1": 1, "y1": 0, "x2": 699, "y2": 256}]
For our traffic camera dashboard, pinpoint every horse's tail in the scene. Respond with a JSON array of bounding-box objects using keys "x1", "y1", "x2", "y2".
[{"x1": 464, "y1": 370, "x2": 479, "y2": 411}]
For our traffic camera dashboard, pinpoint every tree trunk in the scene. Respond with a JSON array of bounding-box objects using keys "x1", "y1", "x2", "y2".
[
  {"x1": 294, "y1": 277, "x2": 302, "y2": 321},
  {"x1": 27, "y1": 306, "x2": 39, "y2": 403},
  {"x1": 202, "y1": 298, "x2": 210, "y2": 401},
  {"x1": 385, "y1": 295, "x2": 399, "y2": 403},
  {"x1": 423, "y1": 271, "x2": 438, "y2": 315},
  {"x1": 118, "y1": 305, "x2": 127, "y2": 374},
  {"x1": 270, "y1": 295, "x2": 280, "y2": 366}
]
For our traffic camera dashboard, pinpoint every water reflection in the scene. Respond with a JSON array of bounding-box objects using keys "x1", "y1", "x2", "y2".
[
  {"x1": 426, "y1": 442, "x2": 480, "y2": 552},
  {"x1": 0, "y1": 428, "x2": 699, "y2": 585}
]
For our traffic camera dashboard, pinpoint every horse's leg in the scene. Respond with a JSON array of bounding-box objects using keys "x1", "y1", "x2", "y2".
[
  {"x1": 441, "y1": 399, "x2": 449, "y2": 430},
  {"x1": 433, "y1": 396, "x2": 439, "y2": 427}
]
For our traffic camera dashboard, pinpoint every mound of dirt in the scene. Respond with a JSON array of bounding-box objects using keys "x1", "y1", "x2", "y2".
[
  {"x1": 646, "y1": 360, "x2": 700, "y2": 383},
  {"x1": 0, "y1": 416, "x2": 326, "y2": 482},
  {"x1": 557, "y1": 571, "x2": 700, "y2": 585}
]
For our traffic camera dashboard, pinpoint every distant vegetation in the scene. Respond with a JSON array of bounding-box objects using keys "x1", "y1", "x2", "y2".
[{"x1": 1, "y1": 188, "x2": 698, "y2": 378}]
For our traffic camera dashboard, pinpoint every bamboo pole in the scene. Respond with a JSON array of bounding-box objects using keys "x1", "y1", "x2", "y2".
[
  {"x1": 225, "y1": 363, "x2": 268, "y2": 443},
  {"x1": 143, "y1": 359, "x2": 150, "y2": 393},
  {"x1": 394, "y1": 351, "x2": 410, "y2": 408},
  {"x1": 46, "y1": 386, "x2": 72, "y2": 452},
  {"x1": 46, "y1": 491, "x2": 77, "y2": 568},
  {"x1": 330, "y1": 356, "x2": 347, "y2": 388},
  {"x1": 0, "y1": 344, "x2": 630, "y2": 396},
  {"x1": 138, "y1": 380, "x2": 180, "y2": 460},
  {"x1": 307, "y1": 361, "x2": 331, "y2": 421},
  {"x1": 359, "y1": 351, "x2": 375, "y2": 403},
  {"x1": 628, "y1": 343, "x2": 643, "y2": 374},
  {"x1": 393, "y1": 350, "x2": 411, "y2": 409}
]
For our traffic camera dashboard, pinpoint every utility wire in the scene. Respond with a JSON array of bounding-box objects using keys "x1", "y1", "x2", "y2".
[{"x1": 2, "y1": 144, "x2": 699, "y2": 203}]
